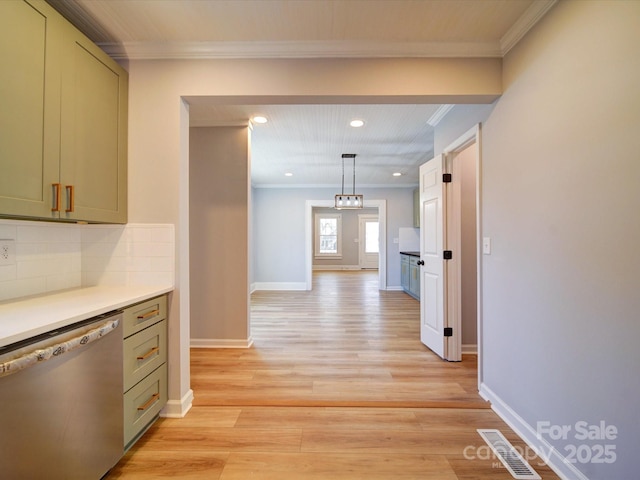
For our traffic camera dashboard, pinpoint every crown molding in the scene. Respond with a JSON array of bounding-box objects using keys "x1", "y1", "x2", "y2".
[
  {"x1": 426, "y1": 105, "x2": 455, "y2": 127},
  {"x1": 49, "y1": 0, "x2": 556, "y2": 61},
  {"x1": 99, "y1": 40, "x2": 502, "y2": 61},
  {"x1": 500, "y1": 0, "x2": 558, "y2": 55}
]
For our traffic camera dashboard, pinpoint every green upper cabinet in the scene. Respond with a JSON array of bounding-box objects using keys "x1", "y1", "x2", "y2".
[
  {"x1": 0, "y1": 0, "x2": 128, "y2": 223},
  {"x1": 59, "y1": 20, "x2": 128, "y2": 223},
  {"x1": 0, "y1": 0, "x2": 62, "y2": 219}
]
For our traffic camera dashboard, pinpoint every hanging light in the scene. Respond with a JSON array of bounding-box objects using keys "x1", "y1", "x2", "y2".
[{"x1": 335, "y1": 153, "x2": 363, "y2": 209}]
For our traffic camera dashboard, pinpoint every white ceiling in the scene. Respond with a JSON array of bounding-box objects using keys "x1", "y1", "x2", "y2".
[{"x1": 46, "y1": 0, "x2": 556, "y2": 187}]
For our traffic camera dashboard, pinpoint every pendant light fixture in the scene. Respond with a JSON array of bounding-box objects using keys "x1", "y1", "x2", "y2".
[{"x1": 335, "y1": 153, "x2": 363, "y2": 209}]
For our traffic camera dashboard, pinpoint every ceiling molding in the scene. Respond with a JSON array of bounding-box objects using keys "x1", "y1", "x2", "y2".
[
  {"x1": 99, "y1": 40, "x2": 502, "y2": 61},
  {"x1": 252, "y1": 183, "x2": 418, "y2": 189},
  {"x1": 426, "y1": 105, "x2": 455, "y2": 127},
  {"x1": 500, "y1": 0, "x2": 558, "y2": 55}
]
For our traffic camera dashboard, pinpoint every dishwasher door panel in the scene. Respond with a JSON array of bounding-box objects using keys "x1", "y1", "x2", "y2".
[{"x1": 0, "y1": 317, "x2": 124, "y2": 479}]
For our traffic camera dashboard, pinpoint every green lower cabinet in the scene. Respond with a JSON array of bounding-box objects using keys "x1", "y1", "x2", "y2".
[
  {"x1": 400, "y1": 254, "x2": 420, "y2": 300},
  {"x1": 122, "y1": 295, "x2": 168, "y2": 450}
]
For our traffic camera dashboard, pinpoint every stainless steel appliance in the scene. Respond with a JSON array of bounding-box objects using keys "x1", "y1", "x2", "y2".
[{"x1": 0, "y1": 311, "x2": 124, "y2": 479}]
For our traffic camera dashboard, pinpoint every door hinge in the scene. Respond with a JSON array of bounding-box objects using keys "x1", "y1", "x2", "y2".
[
  {"x1": 443, "y1": 173, "x2": 452, "y2": 183},
  {"x1": 444, "y1": 327, "x2": 453, "y2": 337},
  {"x1": 443, "y1": 250, "x2": 453, "y2": 260}
]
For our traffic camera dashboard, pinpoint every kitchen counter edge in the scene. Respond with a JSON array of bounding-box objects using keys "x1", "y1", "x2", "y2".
[{"x1": 0, "y1": 285, "x2": 174, "y2": 348}]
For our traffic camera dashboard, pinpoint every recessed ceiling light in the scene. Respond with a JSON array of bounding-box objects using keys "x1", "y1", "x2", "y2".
[
  {"x1": 284, "y1": 172, "x2": 293, "y2": 177},
  {"x1": 392, "y1": 172, "x2": 402, "y2": 177},
  {"x1": 350, "y1": 119, "x2": 364, "y2": 128},
  {"x1": 252, "y1": 115, "x2": 268, "y2": 124}
]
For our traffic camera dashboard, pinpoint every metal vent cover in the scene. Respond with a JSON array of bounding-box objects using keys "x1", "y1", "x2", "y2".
[{"x1": 477, "y1": 429, "x2": 542, "y2": 480}]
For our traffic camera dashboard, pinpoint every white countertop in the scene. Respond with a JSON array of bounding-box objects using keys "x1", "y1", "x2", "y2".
[{"x1": 0, "y1": 285, "x2": 173, "y2": 348}]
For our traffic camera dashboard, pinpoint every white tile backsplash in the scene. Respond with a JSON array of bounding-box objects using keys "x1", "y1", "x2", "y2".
[{"x1": 0, "y1": 220, "x2": 175, "y2": 302}]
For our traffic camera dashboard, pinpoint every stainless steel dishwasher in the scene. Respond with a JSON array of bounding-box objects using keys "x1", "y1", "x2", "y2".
[{"x1": 0, "y1": 310, "x2": 124, "y2": 479}]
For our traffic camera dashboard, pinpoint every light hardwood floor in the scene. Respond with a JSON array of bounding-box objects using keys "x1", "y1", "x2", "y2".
[{"x1": 107, "y1": 271, "x2": 559, "y2": 479}]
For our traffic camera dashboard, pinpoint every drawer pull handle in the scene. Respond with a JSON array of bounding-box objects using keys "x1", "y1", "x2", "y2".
[
  {"x1": 137, "y1": 393, "x2": 159, "y2": 411},
  {"x1": 65, "y1": 185, "x2": 74, "y2": 212},
  {"x1": 137, "y1": 346, "x2": 159, "y2": 360},
  {"x1": 137, "y1": 309, "x2": 160, "y2": 320},
  {"x1": 52, "y1": 183, "x2": 61, "y2": 212}
]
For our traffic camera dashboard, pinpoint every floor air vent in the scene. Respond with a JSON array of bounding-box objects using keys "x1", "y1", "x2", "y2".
[{"x1": 477, "y1": 429, "x2": 541, "y2": 480}]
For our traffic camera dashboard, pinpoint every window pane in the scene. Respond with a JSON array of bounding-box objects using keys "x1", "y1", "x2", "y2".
[
  {"x1": 365, "y1": 221, "x2": 379, "y2": 253},
  {"x1": 320, "y1": 235, "x2": 337, "y2": 253},
  {"x1": 320, "y1": 218, "x2": 337, "y2": 235}
]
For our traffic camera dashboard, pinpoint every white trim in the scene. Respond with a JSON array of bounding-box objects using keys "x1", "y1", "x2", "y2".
[
  {"x1": 253, "y1": 183, "x2": 417, "y2": 189},
  {"x1": 386, "y1": 286, "x2": 403, "y2": 292},
  {"x1": 305, "y1": 199, "x2": 386, "y2": 291},
  {"x1": 160, "y1": 388, "x2": 194, "y2": 418},
  {"x1": 312, "y1": 265, "x2": 362, "y2": 271},
  {"x1": 253, "y1": 282, "x2": 307, "y2": 291},
  {"x1": 99, "y1": 40, "x2": 503, "y2": 61},
  {"x1": 480, "y1": 383, "x2": 587, "y2": 480},
  {"x1": 443, "y1": 124, "x2": 483, "y2": 384},
  {"x1": 500, "y1": 0, "x2": 558, "y2": 55},
  {"x1": 461, "y1": 344, "x2": 477, "y2": 354},
  {"x1": 191, "y1": 338, "x2": 254, "y2": 348},
  {"x1": 427, "y1": 104, "x2": 454, "y2": 127}
]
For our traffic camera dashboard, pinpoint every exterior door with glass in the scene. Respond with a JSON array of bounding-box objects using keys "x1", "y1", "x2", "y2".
[{"x1": 358, "y1": 214, "x2": 379, "y2": 269}]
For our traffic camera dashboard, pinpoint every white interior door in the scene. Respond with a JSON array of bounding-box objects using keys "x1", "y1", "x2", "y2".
[
  {"x1": 358, "y1": 214, "x2": 379, "y2": 269},
  {"x1": 419, "y1": 154, "x2": 449, "y2": 359}
]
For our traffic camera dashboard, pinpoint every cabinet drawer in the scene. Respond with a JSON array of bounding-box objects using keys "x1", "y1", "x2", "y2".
[
  {"x1": 124, "y1": 363, "x2": 167, "y2": 447},
  {"x1": 409, "y1": 256, "x2": 419, "y2": 266},
  {"x1": 123, "y1": 320, "x2": 167, "y2": 392},
  {"x1": 123, "y1": 295, "x2": 166, "y2": 338}
]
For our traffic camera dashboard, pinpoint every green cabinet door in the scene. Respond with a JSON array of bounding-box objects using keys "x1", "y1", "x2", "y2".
[
  {"x1": 0, "y1": 0, "x2": 62, "y2": 219},
  {"x1": 59, "y1": 23, "x2": 128, "y2": 223}
]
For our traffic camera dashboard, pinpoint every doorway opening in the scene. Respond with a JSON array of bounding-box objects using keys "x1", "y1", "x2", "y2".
[
  {"x1": 418, "y1": 125, "x2": 481, "y2": 369},
  {"x1": 305, "y1": 199, "x2": 387, "y2": 291},
  {"x1": 358, "y1": 214, "x2": 379, "y2": 270}
]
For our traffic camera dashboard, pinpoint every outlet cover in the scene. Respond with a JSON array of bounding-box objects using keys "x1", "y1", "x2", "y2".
[{"x1": 0, "y1": 239, "x2": 16, "y2": 266}]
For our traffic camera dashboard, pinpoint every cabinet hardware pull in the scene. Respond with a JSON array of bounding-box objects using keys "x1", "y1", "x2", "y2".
[
  {"x1": 52, "y1": 183, "x2": 61, "y2": 212},
  {"x1": 137, "y1": 346, "x2": 159, "y2": 360},
  {"x1": 137, "y1": 393, "x2": 159, "y2": 411},
  {"x1": 137, "y1": 309, "x2": 160, "y2": 320},
  {"x1": 65, "y1": 185, "x2": 74, "y2": 212}
]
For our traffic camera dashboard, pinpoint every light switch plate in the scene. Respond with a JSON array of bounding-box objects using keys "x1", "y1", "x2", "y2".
[
  {"x1": 0, "y1": 239, "x2": 16, "y2": 266},
  {"x1": 482, "y1": 237, "x2": 491, "y2": 255}
]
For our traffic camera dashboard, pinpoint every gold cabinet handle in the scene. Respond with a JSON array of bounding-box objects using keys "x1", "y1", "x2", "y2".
[
  {"x1": 52, "y1": 183, "x2": 61, "y2": 212},
  {"x1": 65, "y1": 185, "x2": 74, "y2": 212},
  {"x1": 137, "y1": 309, "x2": 160, "y2": 320},
  {"x1": 137, "y1": 393, "x2": 159, "y2": 411},
  {"x1": 136, "y1": 346, "x2": 159, "y2": 361}
]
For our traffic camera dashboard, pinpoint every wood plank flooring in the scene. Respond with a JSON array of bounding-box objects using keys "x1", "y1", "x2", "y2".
[{"x1": 107, "y1": 271, "x2": 560, "y2": 479}]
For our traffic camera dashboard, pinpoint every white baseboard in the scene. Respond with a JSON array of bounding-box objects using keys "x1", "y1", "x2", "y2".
[
  {"x1": 161, "y1": 388, "x2": 194, "y2": 418},
  {"x1": 191, "y1": 337, "x2": 254, "y2": 348},
  {"x1": 253, "y1": 282, "x2": 307, "y2": 291},
  {"x1": 462, "y1": 343, "x2": 478, "y2": 354},
  {"x1": 479, "y1": 383, "x2": 588, "y2": 480},
  {"x1": 386, "y1": 286, "x2": 403, "y2": 291},
  {"x1": 312, "y1": 265, "x2": 361, "y2": 270}
]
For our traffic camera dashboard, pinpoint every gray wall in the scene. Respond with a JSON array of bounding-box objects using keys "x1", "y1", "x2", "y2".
[
  {"x1": 435, "y1": 2, "x2": 639, "y2": 479},
  {"x1": 190, "y1": 126, "x2": 250, "y2": 343},
  {"x1": 252, "y1": 187, "x2": 414, "y2": 287}
]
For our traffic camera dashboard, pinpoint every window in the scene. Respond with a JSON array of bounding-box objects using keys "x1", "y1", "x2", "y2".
[{"x1": 315, "y1": 213, "x2": 342, "y2": 258}]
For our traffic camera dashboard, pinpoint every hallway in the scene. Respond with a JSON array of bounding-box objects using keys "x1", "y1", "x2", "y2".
[{"x1": 108, "y1": 271, "x2": 559, "y2": 479}]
